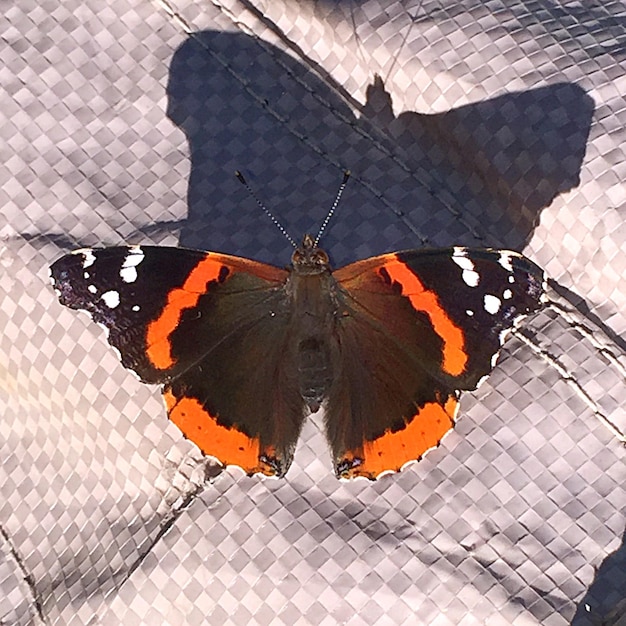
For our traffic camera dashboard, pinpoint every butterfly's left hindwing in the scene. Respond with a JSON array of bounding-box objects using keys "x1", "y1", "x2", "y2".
[
  {"x1": 50, "y1": 246, "x2": 305, "y2": 477},
  {"x1": 328, "y1": 247, "x2": 545, "y2": 479}
]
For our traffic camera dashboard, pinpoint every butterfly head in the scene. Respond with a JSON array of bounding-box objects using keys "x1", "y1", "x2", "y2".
[{"x1": 291, "y1": 234, "x2": 331, "y2": 275}]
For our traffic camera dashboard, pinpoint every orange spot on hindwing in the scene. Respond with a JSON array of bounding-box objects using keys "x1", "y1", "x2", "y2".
[
  {"x1": 146, "y1": 256, "x2": 225, "y2": 369},
  {"x1": 162, "y1": 390, "x2": 277, "y2": 476},
  {"x1": 382, "y1": 259, "x2": 467, "y2": 376},
  {"x1": 340, "y1": 397, "x2": 459, "y2": 479}
]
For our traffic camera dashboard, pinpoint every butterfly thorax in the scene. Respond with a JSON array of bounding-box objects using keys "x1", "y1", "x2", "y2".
[{"x1": 288, "y1": 235, "x2": 337, "y2": 411}]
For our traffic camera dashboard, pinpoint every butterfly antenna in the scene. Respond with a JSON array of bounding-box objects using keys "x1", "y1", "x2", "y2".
[
  {"x1": 315, "y1": 170, "x2": 350, "y2": 246},
  {"x1": 235, "y1": 171, "x2": 298, "y2": 249}
]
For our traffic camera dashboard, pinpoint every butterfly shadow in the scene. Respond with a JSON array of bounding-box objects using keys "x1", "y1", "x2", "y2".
[{"x1": 164, "y1": 29, "x2": 593, "y2": 268}]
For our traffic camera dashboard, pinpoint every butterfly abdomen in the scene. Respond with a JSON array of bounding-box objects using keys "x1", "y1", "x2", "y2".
[
  {"x1": 288, "y1": 270, "x2": 337, "y2": 412},
  {"x1": 297, "y1": 336, "x2": 333, "y2": 411}
]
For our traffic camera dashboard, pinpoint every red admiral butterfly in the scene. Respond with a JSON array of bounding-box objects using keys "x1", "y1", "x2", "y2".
[{"x1": 50, "y1": 179, "x2": 545, "y2": 479}]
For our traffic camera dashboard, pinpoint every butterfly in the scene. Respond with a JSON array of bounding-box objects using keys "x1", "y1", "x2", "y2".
[{"x1": 50, "y1": 214, "x2": 544, "y2": 479}]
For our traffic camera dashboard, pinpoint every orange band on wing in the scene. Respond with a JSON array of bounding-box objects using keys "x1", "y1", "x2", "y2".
[
  {"x1": 341, "y1": 397, "x2": 458, "y2": 479},
  {"x1": 384, "y1": 260, "x2": 467, "y2": 376},
  {"x1": 147, "y1": 256, "x2": 224, "y2": 369},
  {"x1": 163, "y1": 390, "x2": 276, "y2": 476}
]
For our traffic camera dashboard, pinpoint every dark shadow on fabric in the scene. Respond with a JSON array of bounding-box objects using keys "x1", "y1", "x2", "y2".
[
  {"x1": 236, "y1": 0, "x2": 363, "y2": 112},
  {"x1": 362, "y1": 75, "x2": 593, "y2": 250},
  {"x1": 166, "y1": 30, "x2": 592, "y2": 267},
  {"x1": 166, "y1": 30, "x2": 358, "y2": 264},
  {"x1": 571, "y1": 526, "x2": 626, "y2": 625}
]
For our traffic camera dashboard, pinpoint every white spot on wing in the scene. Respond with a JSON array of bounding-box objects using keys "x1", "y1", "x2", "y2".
[
  {"x1": 120, "y1": 266, "x2": 137, "y2": 283},
  {"x1": 124, "y1": 247, "x2": 145, "y2": 264},
  {"x1": 120, "y1": 247, "x2": 145, "y2": 284},
  {"x1": 463, "y1": 269, "x2": 480, "y2": 288},
  {"x1": 484, "y1": 294, "x2": 501, "y2": 314},
  {"x1": 452, "y1": 251, "x2": 472, "y2": 270},
  {"x1": 132, "y1": 305, "x2": 140, "y2": 312},
  {"x1": 452, "y1": 249, "x2": 480, "y2": 287},
  {"x1": 74, "y1": 249, "x2": 96, "y2": 268},
  {"x1": 101, "y1": 290, "x2": 120, "y2": 309},
  {"x1": 465, "y1": 309, "x2": 474, "y2": 317},
  {"x1": 88, "y1": 285, "x2": 97, "y2": 294},
  {"x1": 498, "y1": 251, "x2": 514, "y2": 272},
  {"x1": 503, "y1": 289, "x2": 513, "y2": 300}
]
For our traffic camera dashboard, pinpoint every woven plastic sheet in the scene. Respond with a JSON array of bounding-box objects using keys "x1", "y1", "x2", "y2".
[{"x1": 2, "y1": 0, "x2": 626, "y2": 624}]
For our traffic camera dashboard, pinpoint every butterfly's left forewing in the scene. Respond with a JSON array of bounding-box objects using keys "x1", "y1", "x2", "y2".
[
  {"x1": 329, "y1": 247, "x2": 545, "y2": 479},
  {"x1": 51, "y1": 246, "x2": 304, "y2": 477}
]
